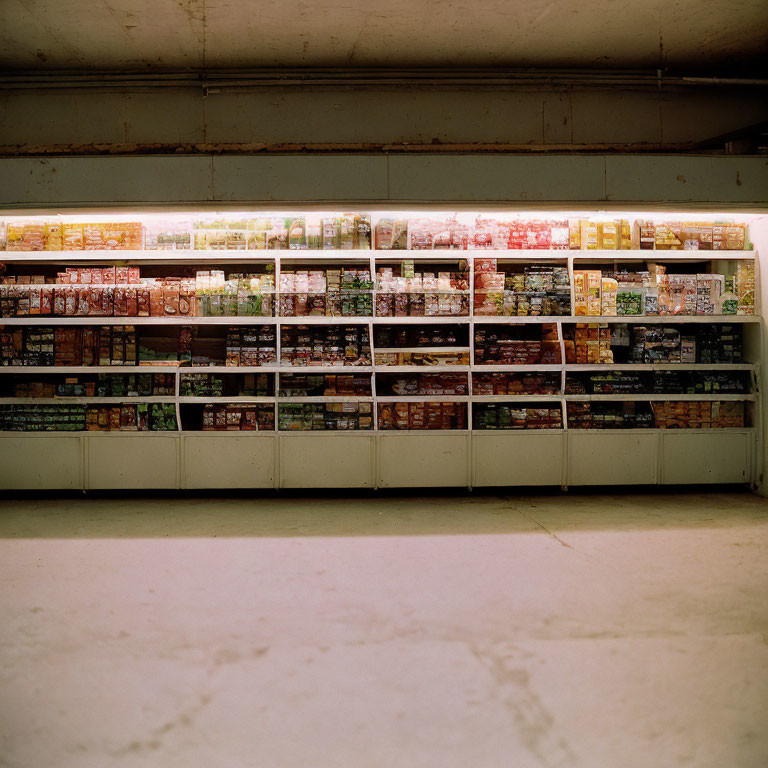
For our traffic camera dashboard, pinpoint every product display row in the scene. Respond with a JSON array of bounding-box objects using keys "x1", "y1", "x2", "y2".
[
  {"x1": 0, "y1": 369, "x2": 752, "y2": 400},
  {"x1": 474, "y1": 260, "x2": 571, "y2": 316},
  {"x1": 0, "y1": 322, "x2": 746, "y2": 368},
  {"x1": 0, "y1": 398, "x2": 746, "y2": 432},
  {"x1": 1, "y1": 258, "x2": 754, "y2": 320},
  {"x1": 567, "y1": 401, "x2": 745, "y2": 429},
  {"x1": 0, "y1": 402, "x2": 177, "y2": 432},
  {"x1": 572, "y1": 262, "x2": 754, "y2": 317},
  {"x1": 0, "y1": 216, "x2": 750, "y2": 252}
]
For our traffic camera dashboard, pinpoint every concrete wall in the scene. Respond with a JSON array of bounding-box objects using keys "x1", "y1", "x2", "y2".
[
  {"x1": 1, "y1": 86, "x2": 766, "y2": 152},
  {"x1": 1, "y1": 154, "x2": 766, "y2": 208}
]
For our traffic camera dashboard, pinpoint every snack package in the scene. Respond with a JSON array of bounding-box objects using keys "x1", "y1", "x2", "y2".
[
  {"x1": 586, "y1": 271, "x2": 602, "y2": 315},
  {"x1": 573, "y1": 271, "x2": 587, "y2": 316},
  {"x1": 600, "y1": 278, "x2": 618, "y2": 316},
  {"x1": 736, "y1": 261, "x2": 755, "y2": 315},
  {"x1": 580, "y1": 220, "x2": 599, "y2": 250},
  {"x1": 600, "y1": 221, "x2": 619, "y2": 250}
]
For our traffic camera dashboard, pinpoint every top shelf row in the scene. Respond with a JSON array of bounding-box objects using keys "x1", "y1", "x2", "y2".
[
  {"x1": 0, "y1": 249, "x2": 755, "y2": 263},
  {"x1": 0, "y1": 215, "x2": 753, "y2": 255}
]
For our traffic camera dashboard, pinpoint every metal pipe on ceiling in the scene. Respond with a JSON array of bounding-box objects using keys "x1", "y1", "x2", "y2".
[{"x1": 0, "y1": 68, "x2": 766, "y2": 92}]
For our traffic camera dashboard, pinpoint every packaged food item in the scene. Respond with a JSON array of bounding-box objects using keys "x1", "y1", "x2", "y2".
[
  {"x1": 736, "y1": 261, "x2": 755, "y2": 315},
  {"x1": 600, "y1": 221, "x2": 619, "y2": 250},
  {"x1": 580, "y1": 220, "x2": 599, "y2": 250},
  {"x1": 62, "y1": 223, "x2": 84, "y2": 250},
  {"x1": 600, "y1": 278, "x2": 617, "y2": 316}
]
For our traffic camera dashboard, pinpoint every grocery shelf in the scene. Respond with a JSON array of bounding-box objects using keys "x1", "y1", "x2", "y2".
[
  {"x1": 374, "y1": 347, "x2": 469, "y2": 353},
  {"x1": 278, "y1": 316, "x2": 372, "y2": 325},
  {"x1": 375, "y1": 395, "x2": 470, "y2": 402},
  {"x1": 475, "y1": 364, "x2": 563, "y2": 372},
  {"x1": 277, "y1": 429, "x2": 374, "y2": 435},
  {"x1": 570, "y1": 427, "x2": 756, "y2": 434},
  {"x1": 473, "y1": 316, "x2": 565, "y2": 324},
  {"x1": 564, "y1": 393, "x2": 757, "y2": 402},
  {"x1": 0, "y1": 248, "x2": 753, "y2": 262},
  {"x1": 0, "y1": 396, "x2": 176, "y2": 404},
  {"x1": 4, "y1": 313, "x2": 755, "y2": 326},
  {"x1": 181, "y1": 366, "x2": 281, "y2": 373},
  {"x1": 177, "y1": 396, "x2": 276, "y2": 404},
  {"x1": 0, "y1": 249, "x2": 277, "y2": 263},
  {"x1": 0, "y1": 365, "x2": 184, "y2": 374},
  {"x1": 373, "y1": 316, "x2": 470, "y2": 324},
  {"x1": 558, "y1": 315, "x2": 758, "y2": 324},
  {"x1": 472, "y1": 394, "x2": 563, "y2": 402},
  {"x1": 279, "y1": 365, "x2": 374, "y2": 373},
  {"x1": 276, "y1": 396, "x2": 373, "y2": 403},
  {"x1": 0, "y1": 213, "x2": 759, "y2": 491},
  {"x1": 374, "y1": 365, "x2": 471, "y2": 373},
  {"x1": 566, "y1": 363, "x2": 757, "y2": 371},
  {"x1": 0, "y1": 316, "x2": 277, "y2": 326},
  {"x1": 571, "y1": 250, "x2": 755, "y2": 261}
]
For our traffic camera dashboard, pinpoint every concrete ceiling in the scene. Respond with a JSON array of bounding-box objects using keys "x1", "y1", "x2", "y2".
[{"x1": 1, "y1": 0, "x2": 767, "y2": 74}]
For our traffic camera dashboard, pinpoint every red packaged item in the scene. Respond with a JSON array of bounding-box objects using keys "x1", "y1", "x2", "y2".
[
  {"x1": 114, "y1": 287, "x2": 128, "y2": 316},
  {"x1": 40, "y1": 287, "x2": 53, "y2": 315},
  {"x1": 137, "y1": 288, "x2": 150, "y2": 317},
  {"x1": 126, "y1": 287, "x2": 138, "y2": 316},
  {"x1": 53, "y1": 288, "x2": 66, "y2": 315},
  {"x1": 64, "y1": 287, "x2": 77, "y2": 316},
  {"x1": 101, "y1": 286, "x2": 114, "y2": 316},
  {"x1": 76, "y1": 288, "x2": 90, "y2": 315},
  {"x1": 28, "y1": 287, "x2": 42, "y2": 315},
  {"x1": 89, "y1": 287, "x2": 103, "y2": 315}
]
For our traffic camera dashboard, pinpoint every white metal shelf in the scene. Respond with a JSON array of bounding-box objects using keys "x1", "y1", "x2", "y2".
[
  {"x1": 559, "y1": 315, "x2": 758, "y2": 324},
  {"x1": 569, "y1": 427, "x2": 756, "y2": 434},
  {"x1": 177, "y1": 396, "x2": 276, "y2": 404},
  {"x1": 4, "y1": 313, "x2": 756, "y2": 326},
  {"x1": 277, "y1": 396, "x2": 373, "y2": 403},
  {"x1": 472, "y1": 394, "x2": 563, "y2": 402},
  {"x1": 0, "y1": 365, "x2": 184, "y2": 374},
  {"x1": 571, "y1": 250, "x2": 755, "y2": 261},
  {"x1": 277, "y1": 428, "x2": 373, "y2": 434},
  {"x1": 374, "y1": 347, "x2": 469, "y2": 353},
  {"x1": 564, "y1": 393, "x2": 756, "y2": 402},
  {"x1": 1, "y1": 248, "x2": 754, "y2": 263},
  {"x1": 0, "y1": 316, "x2": 277, "y2": 326},
  {"x1": 374, "y1": 365, "x2": 471, "y2": 373},
  {"x1": 278, "y1": 316, "x2": 372, "y2": 325},
  {"x1": 474, "y1": 316, "x2": 564, "y2": 324},
  {"x1": 376, "y1": 395, "x2": 470, "y2": 402},
  {"x1": 566, "y1": 363, "x2": 757, "y2": 371},
  {"x1": 0, "y1": 396, "x2": 176, "y2": 404},
  {"x1": 475, "y1": 364, "x2": 563, "y2": 372},
  {"x1": 373, "y1": 316, "x2": 469, "y2": 324}
]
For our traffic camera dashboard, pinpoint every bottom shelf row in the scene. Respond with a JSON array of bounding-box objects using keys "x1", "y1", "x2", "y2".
[
  {"x1": 0, "y1": 429, "x2": 754, "y2": 489},
  {"x1": 0, "y1": 398, "x2": 751, "y2": 432}
]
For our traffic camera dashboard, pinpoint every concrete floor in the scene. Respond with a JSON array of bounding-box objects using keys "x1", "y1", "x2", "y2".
[{"x1": 0, "y1": 491, "x2": 767, "y2": 768}]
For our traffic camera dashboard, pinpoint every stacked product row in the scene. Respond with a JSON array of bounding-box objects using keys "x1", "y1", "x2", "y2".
[
  {"x1": 0, "y1": 322, "x2": 745, "y2": 368},
  {"x1": 1, "y1": 259, "x2": 754, "y2": 320},
  {"x1": 0, "y1": 216, "x2": 750, "y2": 252},
  {"x1": 573, "y1": 263, "x2": 754, "y2": 317},
  {"x1": 0, "y1": 399, "x2": 746, "y2": 431}
]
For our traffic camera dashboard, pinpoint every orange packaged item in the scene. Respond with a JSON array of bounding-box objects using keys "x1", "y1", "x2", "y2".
[
  {"x1": 83, "y1": 225, "x2": 103, "y2": 250},
  {"x1": 62, "y1": 223, "x2": 84, "y2": 250}
]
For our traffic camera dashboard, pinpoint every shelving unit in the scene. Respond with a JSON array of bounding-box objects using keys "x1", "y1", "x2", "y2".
[{"x1": 1, "y1": 218, "x2": 761, "y2": 490}]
